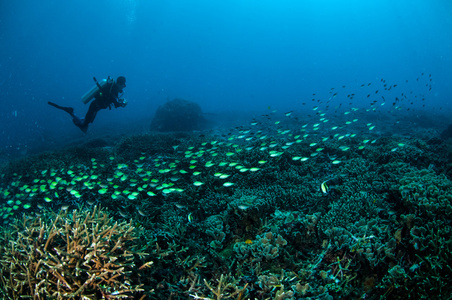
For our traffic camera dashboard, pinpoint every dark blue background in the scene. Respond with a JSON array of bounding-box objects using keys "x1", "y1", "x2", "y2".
[{"x1": 1, "y1": 0, "x2": 451, "y2": 159}]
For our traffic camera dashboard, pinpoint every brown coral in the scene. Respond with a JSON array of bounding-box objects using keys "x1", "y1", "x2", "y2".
[{"x1": 0, "y1": 206, "x2": 150, "y2": 299}]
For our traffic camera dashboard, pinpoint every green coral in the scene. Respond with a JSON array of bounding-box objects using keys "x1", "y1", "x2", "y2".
[
  {"x1": 399, "y1": 168, "x2": 452, "y2": 219},
  {"x1": 233, "y1": 231, "x2": 287, "y2": 263}
]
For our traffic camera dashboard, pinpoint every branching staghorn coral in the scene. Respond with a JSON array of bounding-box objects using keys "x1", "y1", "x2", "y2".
[
  {"x1": 0, "y1": 206, "x2": 151, "y2": 300},
  {"x1": 189, "y1": 274, "x2": 248, "y2": 300}
]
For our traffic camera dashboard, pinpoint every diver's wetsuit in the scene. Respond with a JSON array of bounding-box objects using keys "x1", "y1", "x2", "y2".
[{"x1": 48, "y1": 80, "x2": 124, "y2": 133}]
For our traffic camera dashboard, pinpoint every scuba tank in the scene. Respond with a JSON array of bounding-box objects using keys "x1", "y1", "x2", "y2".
[{"x1": 81, "y1": 77, "x2": 113, "y2": 104}]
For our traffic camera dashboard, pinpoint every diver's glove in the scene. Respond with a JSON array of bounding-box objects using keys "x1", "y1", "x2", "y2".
[{"x1": 118, "y1": 98, "x2": 128, "y2": 107}]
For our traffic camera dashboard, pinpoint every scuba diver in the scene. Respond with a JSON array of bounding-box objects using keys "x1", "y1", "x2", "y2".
[{"x1": 48, "y1": 76, "x2": 127, "y2": 133}]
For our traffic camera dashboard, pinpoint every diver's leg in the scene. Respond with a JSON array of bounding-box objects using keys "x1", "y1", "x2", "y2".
[
  {"x1": 48, "y1": 101, "x2": 74, "y2": 117},
  {"x1": 84, "y1": 101, "x2": 99, "y2": 124},
  {"x1": 72, "y1": 101, "x2": 99, "y2": 133},
  {"x1": 72, "y1": 116, "x2": 88, "y2": 133}
]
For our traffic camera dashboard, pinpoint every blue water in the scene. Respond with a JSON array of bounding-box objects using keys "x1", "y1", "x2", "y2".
[{"x1": 1, "y1": 0, "x2": 451, "y2": 161}]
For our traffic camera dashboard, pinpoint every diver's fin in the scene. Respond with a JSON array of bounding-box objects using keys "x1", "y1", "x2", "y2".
[{"x1": 48, "y1": 101, "x2": 74, "y2": 116}]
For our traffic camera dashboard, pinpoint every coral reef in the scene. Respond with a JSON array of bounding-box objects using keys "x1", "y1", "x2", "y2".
[
  {"x1": 0, "y1": 206, "x2": 150, "y2": 299},
  {"x1": 234, "y1": 231, "x2": 287, "y2": 263},
  {"x1": 150, "y1": 98, "x2": 208, "y2": 132},
  {"x1": 440, "y1": 123, "x2": 452, "y2": 139},
  {"x1": 1, "y1": 104, "x2": 451, "y2": 299}
]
